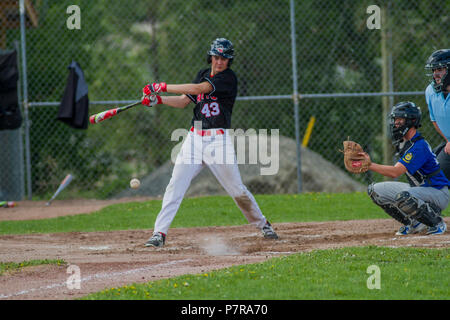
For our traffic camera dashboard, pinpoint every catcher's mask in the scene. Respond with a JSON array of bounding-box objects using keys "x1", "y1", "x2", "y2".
[
  {"x1": 425, "y1": 49, "x2": 450, "y2": 93},
  {"x1": 388, "y1": 101, "x2": 422, "y2": 146},
  {"x1": 206, "y1": 38, "x2": 234, "y2": 66}
]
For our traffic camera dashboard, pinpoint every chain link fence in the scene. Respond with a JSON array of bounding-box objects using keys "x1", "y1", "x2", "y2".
[{"x1": 0, "y1": 0, "x2": 448, "y2": 200}]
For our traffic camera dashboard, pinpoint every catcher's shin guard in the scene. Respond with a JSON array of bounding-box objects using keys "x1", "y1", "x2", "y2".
[
  {"x1": 367, "y1": 184, "x2": 411, "y2": 225},
  {"x1": 380, "y1": 204, "x2": 411, "y2": 225},
  {"x1": 394, "y1": 191, "x2": 443, "y2": 227},
  {"x1": 414, "y1": 203, "x2": 443, "y2": 227},
  {"x1": 394, "y1": 191, "x2": 418, "y2": 215}
]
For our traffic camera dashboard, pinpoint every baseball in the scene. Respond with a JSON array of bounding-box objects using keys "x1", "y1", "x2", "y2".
[{"x1": 130, "y1": 178, "x2": 140, "y2": 189}]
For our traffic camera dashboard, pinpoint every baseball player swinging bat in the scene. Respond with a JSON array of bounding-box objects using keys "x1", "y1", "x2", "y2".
[{"x1": 89, "y1": 101, "x2": 140, "y2": 124}]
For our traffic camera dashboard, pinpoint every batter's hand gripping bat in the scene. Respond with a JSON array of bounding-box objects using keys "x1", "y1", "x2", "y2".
[
  {"x1": 89, "y1": 101, "x2": 141, "y2": 124},
  {"x1": 46, "y1": 174, "x2": 73, "y2": 206}
]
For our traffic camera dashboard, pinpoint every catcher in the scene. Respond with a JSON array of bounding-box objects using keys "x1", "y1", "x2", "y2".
[{"x1": 343, "y1": 101, "x2": 449, "y2": 235}]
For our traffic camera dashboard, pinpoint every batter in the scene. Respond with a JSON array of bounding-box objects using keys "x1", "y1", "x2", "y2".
[{"x1": 141, "y1": 38, "x2": 279, "y2": 247}]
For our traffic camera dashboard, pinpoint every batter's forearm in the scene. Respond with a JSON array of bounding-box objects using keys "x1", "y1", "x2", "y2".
[
  {"x1": 166, "y1": 82, "x2": 212, "y2": 95},
  {"x1": 160, "y1": 95, "x2": 191, "y2": 109},
  {"x1": 143, "y1": 81, "x2": 212, "y2": 98}
]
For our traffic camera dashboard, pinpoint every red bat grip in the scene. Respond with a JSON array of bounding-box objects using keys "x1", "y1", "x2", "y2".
[{"x1": 89, "y1": 108, "x2": 119, "y2": 124}]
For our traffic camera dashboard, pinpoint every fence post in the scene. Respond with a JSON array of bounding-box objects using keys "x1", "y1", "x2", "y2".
[
  {"x1": 381, "y1": 3, "x2": 393, "y2": 177},
  {"x1": 290, "y1": 0, "x2": 302, "y2": 193},
  {"x1": 19, "y1": 0, "x2": 32, "y2": 199}
]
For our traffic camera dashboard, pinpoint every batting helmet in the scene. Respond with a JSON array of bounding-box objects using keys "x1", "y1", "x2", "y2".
[
  {"x1": 207, "y1": 38, "x2": 234, "y2": 66},
  {"x1": 388, "y1": 101, "x2": 422, "y2": 146},
  {"x1": 425, "y1": 49, "x2": 450, "y2": 93}
]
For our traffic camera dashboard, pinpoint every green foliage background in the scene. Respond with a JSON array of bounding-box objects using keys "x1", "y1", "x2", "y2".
[{"x1": 4, "y1": 0, "x2": 450, "y2": 198}]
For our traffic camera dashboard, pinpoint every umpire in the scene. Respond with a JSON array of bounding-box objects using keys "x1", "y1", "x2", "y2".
[{"x1": 424, "y1": 49, "x2": 450, "y2": 180}]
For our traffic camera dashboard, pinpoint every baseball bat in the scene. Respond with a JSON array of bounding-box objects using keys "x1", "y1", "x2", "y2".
[
  {"x1": 0, "y1": 201, "x2": 15, "y2": 208},
  {"x1": 89, "y1": 101, "x2": 141, "y2": 124},
  {"x1": 46, "y1": 174, "x2": 73, "y2": 206}
]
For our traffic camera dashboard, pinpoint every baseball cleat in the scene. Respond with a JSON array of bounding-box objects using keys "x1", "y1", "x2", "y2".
[
  {"x1": 395, "y1": 221, "x2": 426, "y2": 235},
  {"x1": 426, "y1": 221, "x2": 447, "y2": 235},
  {"x1": 261, "y1": 221, "x2": 279, "y2": 239},
  {"x1": 145, "y1": 232, "x2": 166, "y2": 247}
]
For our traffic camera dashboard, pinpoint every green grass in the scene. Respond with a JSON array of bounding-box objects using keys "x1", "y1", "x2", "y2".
[
  {"x1": 0, "y1": 259, "x2": 66, "y2": 276},
  {"x1": 2, "y1": 193, "x2": 449, "y2": 300},
  {"x1": 82, "y1": 246, "x2": 450, "y2": 300},
  {"x1": 0, "y1": 192, "x2": 404, "y2": 235}
]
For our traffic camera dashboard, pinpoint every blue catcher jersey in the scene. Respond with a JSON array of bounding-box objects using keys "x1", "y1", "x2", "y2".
[{"x1": 398, "y1": 132, "x2": 450, "y2": 188}]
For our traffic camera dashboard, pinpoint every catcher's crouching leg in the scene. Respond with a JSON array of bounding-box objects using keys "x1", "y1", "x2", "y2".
[
  {"x1": 394, "y1": 191, "x2": 443, "y2": 227},
  {"x1": 367, "y1": 183, "x2": 411, "y2": 225}
]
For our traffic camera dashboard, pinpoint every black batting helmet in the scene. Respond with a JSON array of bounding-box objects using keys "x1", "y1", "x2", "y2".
[
  {"x1": 425, "y1": 49, "x2": 450, "y2": 93},
  {"x1": 388, "y1": 101, "x2": 422, "y2": 146},
  {"x1": 207, "y1": 38, "x2": 234, "y2": 66}
]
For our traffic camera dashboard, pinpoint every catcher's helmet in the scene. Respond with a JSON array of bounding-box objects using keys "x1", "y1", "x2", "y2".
[
  {"x1": 388, "y1": 101, "x2": 422, "y2": 146},
  {"x1": 425, "y1": 49, "x2": 450, "y2": 93},
  {"x1": 207, "y1": 38, "x2": 234, "y2": 66}
]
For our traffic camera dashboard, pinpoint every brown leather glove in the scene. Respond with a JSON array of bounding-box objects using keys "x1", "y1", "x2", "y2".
[{"x1": 341, "y1": 140, "x2": 371, "y2": 174}]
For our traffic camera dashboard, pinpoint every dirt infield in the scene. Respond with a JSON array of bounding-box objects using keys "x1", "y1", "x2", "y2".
[{"x1": 0, "y1": 200, "x2": 449, "y2": 300}]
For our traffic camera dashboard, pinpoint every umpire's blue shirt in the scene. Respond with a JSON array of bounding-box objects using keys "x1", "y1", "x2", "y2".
[
  {"x1": 398, "y1": 132, "x2": 450, "y2": 188},
  {"x1": 426, "y1": 84, "x2": 450, "y2": 140}
]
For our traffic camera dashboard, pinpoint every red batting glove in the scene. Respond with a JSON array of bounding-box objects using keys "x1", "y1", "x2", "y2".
[
  {"x1": 143, "y1": 82, "x2": 167, "y2": 95},
  {"x1": 141, "y1": 94, "x2": 162, "y2": 107}
]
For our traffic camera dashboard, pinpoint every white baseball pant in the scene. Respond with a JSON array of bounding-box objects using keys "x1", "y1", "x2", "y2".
[{"x1": 153, "y1": 128, "x2": 268, "y2": 235}]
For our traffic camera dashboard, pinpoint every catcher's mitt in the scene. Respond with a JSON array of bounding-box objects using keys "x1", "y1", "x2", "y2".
[{"x1": 341, "y1": 140, "x2": 371, "y2": 174}]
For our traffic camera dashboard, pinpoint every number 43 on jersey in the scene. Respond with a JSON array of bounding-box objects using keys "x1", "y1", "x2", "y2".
[{"x1": 201, "y1": 102, "x2": 220, "y2": 117}]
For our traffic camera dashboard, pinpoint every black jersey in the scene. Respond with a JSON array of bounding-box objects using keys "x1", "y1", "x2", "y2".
[{"x1": 188, "y1": 68, "x2": 237, "y2": 129}]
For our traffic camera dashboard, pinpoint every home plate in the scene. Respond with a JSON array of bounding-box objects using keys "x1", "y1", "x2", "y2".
[{"x1": 79, "y1": 245, "x2": 110, "y2": 251}]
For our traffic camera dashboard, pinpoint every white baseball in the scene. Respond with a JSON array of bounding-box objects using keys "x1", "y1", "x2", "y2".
[{"x1": 130, "y1": 178, "x2": 140, "y2": 189}]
